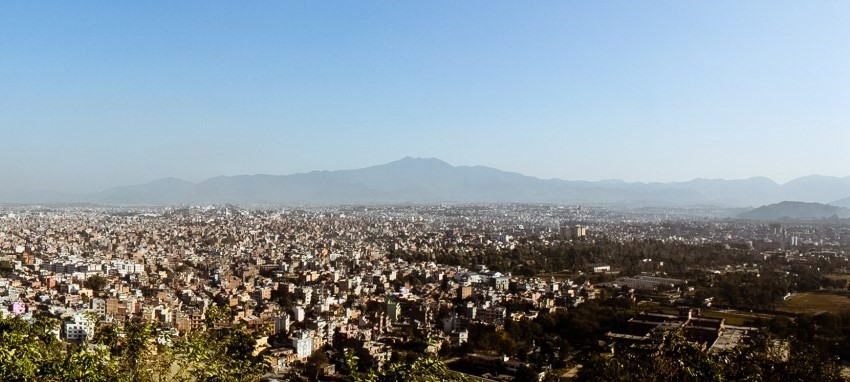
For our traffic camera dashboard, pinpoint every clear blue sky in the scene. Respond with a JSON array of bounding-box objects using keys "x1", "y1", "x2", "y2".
[{"x1": 2, "y1": 1, "x2": 849, "y2": 192}]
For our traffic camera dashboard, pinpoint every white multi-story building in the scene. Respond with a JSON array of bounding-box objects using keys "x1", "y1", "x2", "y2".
[
  {"x1": 91, "y1": 298, "x2": 107, "y2": 318},
  {"x1": 292, "y1": 306, "x2": 305, "y2": 322},
  {"x1": 273, "y1": 313, "x2": 291, "y2": 335},
  {"x1": 109, "y1": 259, "x2": 145, "y2": 275},
  {"x1": 64, "y1": 313, "x2": 95, "y2": 341},
  {"x1": 291, "y1": 329, "x2": 314, "y2": 360}
]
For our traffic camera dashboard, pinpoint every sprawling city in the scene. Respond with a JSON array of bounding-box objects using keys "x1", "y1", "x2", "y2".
[{"x1": 2, "y1": 202, "x2": 850, "y2": 381}]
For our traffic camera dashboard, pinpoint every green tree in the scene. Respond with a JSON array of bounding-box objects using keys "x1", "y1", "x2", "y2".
[
  {"x1": 57, "y1": 344, "x2": 126, "y2": 382},
  {"x1": 0, "y1": 314, "x2": 267, "y2": 382},
  {"x1": 343, "y1": 349, "x2": 466, "y2": 382},
  {"x1": 84, "y1": 274, "x2": 109, "y2": 293},
  {"x1": 0, "y1": 260, "x2": 14, "y2": 277},
  {"x1": 177, "y1": 323, "x2": 266, "y2": 382},
  {"x1": 0, "y1": 315, "x2": 62, "y2": 381},
  {"x1": 305, "y1": 349, "x2": 331, "y2": 380}
]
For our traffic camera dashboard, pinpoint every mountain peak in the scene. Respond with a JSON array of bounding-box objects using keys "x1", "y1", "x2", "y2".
[
  {"x1": 382, "y1": 157, "x2": 453, "y2": 169},
  {"x1": 396, "y1": 156, "x2": 449, "y2": 164},
  {"x1": 783, "y1": 174, "x2": 839, "y2": 183}
]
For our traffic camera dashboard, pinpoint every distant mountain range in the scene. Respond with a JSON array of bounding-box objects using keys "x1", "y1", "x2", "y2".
[{"x1": 3, "y1": 157, "x2": 850, "y2": 208}]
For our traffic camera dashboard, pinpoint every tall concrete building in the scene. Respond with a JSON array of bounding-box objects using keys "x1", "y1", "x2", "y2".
[{"x1": 560, "y1": 223, "x2": 587, "y2": 239}]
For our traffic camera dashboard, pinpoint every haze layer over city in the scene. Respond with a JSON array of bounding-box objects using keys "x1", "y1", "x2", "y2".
[{"x1": 2, "y1": 2, "x2": 850, "y2": 382}]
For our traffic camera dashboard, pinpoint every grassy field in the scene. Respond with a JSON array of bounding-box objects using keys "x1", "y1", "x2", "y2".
[
  {"x1": 778, "y1": 292, "x2": 850, "y2": 314},
  {"x1": 826, "y1": 273, "x2": 850, "y2": 282}
]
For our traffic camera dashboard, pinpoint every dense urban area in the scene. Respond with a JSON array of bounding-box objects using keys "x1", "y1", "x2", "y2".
[{"x1": 2, "y1": 203, "x2": 850, "y2": 381}]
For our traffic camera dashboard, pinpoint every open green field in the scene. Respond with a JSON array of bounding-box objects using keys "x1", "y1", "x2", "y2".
[
  {"x1": 778, "y1": 292, "x2": 850, "y2": 314},
  {"x1": 826, "y1": 273, "x2": 850, "y2": 282}
]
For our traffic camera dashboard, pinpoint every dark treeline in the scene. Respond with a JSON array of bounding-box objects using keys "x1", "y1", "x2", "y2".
[
  {"x1": 393, "y1": 238, "x2": 754, "y2": 277},
  {"x1": 758, "y1": 310, "x2": 850, "y2": 361}
]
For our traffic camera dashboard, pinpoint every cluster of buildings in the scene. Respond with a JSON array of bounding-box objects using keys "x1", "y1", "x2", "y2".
[
  {"x1": 0, "y1": 205, "x2": 605, "y2": 378},
  {"x1": 606, "y1": 308, "x2": 759, "y2": 354}
]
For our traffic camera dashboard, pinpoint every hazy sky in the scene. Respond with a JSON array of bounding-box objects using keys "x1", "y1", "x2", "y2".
[{"x1": 2, "y1": 1, "x2": 849, "y2": 193}]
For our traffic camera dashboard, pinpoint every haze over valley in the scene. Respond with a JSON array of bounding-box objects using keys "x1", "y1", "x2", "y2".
[{"x1": 4, "y1": 158, "x2": 850, "y2": 213}]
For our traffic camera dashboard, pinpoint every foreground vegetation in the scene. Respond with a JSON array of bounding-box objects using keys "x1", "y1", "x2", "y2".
[
  {"x1": 578, "y1": 331, "x2": 843, "y2": 382},
  {"x1": 0, "y1": 311, "x2": 266, "y2": 382},
  {"x1": 0, "y1": 308, "x2": 464, "y2": 382}
]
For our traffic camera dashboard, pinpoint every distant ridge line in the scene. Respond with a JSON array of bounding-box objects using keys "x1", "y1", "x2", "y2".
[{"x1": 2, "y1": 157, "x2": 850, "y2": 208}]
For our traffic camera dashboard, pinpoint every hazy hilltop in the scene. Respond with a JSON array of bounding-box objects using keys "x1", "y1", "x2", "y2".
[
  {"x1": 831, "y1": 196, "x2": 850, "y2": 208},
  {"x1": 4, "y1": 157, "x2": 850, "y2": 207},
  {"x1": 781, "y1": 175, "x2": 850, "y2": 203},
  {"x1": 666, "y1": 177, "x2": 782, "y2": 207},
  {"x1": 95, "y1": 178, "x2": 196, "y2": 205},
  {"x1": 738, "y1": 201, "x2": 850, "y2": 221}
]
